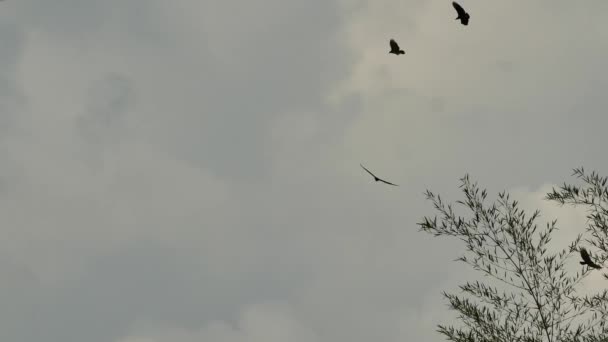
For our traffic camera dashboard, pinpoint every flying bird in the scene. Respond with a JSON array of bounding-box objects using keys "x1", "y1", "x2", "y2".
[
  {"x1": 360, "y1": 164, "x2": 398, "y2": 186},
  {"x1": 580, "y1": 247, "x2": 602, "y2": 269},
  {"x1": 389, "y1": 39, "x2": 405, "y2": 55},
  {"x1": 452, "y1": 2, "x2": 470, "y2": 26}
]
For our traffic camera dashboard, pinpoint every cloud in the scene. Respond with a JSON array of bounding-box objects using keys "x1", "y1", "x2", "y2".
[
  {"x1": 0, "y1": 0, "x2": 607, "y2": 342},
  {"x1": 117, "y1": 302, "x2": 321, "y2": 342}
]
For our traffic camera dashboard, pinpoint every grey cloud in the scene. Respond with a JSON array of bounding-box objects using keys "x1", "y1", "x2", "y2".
[
  {"x1": 163, "y1": 0, "x2": 355, "y2": 182},
  {"x1": 0, "y1": 0, "x2": 607, "y2": 342},
  {"x1": 15, "y1": 0, "x2": 169, "y2": 45},
  {"x1": 0, "y1": 20, "x2": 26, "y2": 139},
  {"x1": 23, "y1": 0, "x2": 359, "y2": 183},
  {"x1": 77, "y1": 73, "x2": 135, "y2": 142}
]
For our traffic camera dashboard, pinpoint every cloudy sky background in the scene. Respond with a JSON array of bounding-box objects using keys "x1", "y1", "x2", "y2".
[{"x1": 0, "y1": 0, "x2": 606, "y2": 341}]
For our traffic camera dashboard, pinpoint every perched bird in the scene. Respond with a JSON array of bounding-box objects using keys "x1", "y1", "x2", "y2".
[
  {"x1": 389, "y1": 39, "x2": 405, "y2": 55},
  {"x1": 580, "y1": 247, "x2": 602, "y2": 269},
  {"x1": 360, "y1": 164, "x2": 398, "y2": 186},
  {"x1": 452, "y1": 2, "x2": 470, "y2": 26}
]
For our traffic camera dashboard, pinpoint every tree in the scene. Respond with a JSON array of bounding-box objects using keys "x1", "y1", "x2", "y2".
[
  {"x1": 547, "y1": 168, "x2": 608, "y2": 281},
  {"x1": 418, "y1": 169, "x2": 608, "y2": 342}
]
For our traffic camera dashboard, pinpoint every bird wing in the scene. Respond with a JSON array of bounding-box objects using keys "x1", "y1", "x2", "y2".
[
  {"x1": 390, "y1": 39, "x2": 399, "y2": 51},
  {"x1": 360, "y1": 164, "x2": 377, "y2": 178},
  {"x1": 452, "y1": 2, "x2": 466, "y2": 16},
  {"x1": 379, "y1": 178, "x2": 399, "y2": 186}
]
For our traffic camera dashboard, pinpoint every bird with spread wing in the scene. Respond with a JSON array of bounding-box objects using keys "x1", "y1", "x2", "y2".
[
  {"x1": 452, "y1": 2, "x2": 470, "y2": 26},
  {"x1": 360, "y1": 164, "x2": 398, "y2": 186}
]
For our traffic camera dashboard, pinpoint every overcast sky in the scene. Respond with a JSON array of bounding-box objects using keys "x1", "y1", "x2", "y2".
[{"x1": 0, "y1": 0, "x2": 607, "y2": 341}]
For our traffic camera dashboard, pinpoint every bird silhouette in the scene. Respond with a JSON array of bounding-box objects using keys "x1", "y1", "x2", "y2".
[
  {"x1": 452, "y1": 2, "x2": 470, "y2": 26},
  {"x1": 580, "y1": 247, "x2": 602, "y2": 269},
  {"x1": 389, "y1": 39, "x2": 405, "y2": 55},
  {"x1": 360, "y1": 164, "x2": 398, "y2": 186}
]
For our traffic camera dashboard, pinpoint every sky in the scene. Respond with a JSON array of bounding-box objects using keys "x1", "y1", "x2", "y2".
[{"x1": 0, "y1": 0, "x2": 607, "y2": 341}]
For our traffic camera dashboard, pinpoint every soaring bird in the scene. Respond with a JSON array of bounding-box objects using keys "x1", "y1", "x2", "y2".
[
  {"x1": 452, "y1": 2, "x2": 470, "y2": 26},
  {"x1": 389, "y1": 39, "x2": 405, "y2": 55},
  {"x1": 580, "y1": 247, "x2": 602, "y2": 269},
  {"x1": 360, "y1": 164, "x2": 398, "y2": 186}
]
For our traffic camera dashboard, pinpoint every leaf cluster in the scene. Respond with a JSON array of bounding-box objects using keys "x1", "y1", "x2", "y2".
[{"x1": 418, "y1": 171, "x2": 608, "y2": 342}]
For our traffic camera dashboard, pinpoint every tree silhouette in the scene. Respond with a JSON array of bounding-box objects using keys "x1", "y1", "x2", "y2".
[
  {"x1": 547, "y1": 167, "x2": 608, "y2": 280},
  {"x1": 418, "y1": 171, "x2": 608, "y2": 342}
]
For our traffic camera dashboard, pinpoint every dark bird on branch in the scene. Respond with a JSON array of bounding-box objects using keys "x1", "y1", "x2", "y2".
[
  {"x1": 452, "y1": 2, "x2": 470, "y2": 26},
  {"x1": 360, "y1": 164, "x2": 398, "y2": 186},
  {"x1": 389, "y1": 39, "x2": 405, "y2": 55},
  {"x1": 580, "y1": 247, "x2": 602, "y2": 269}
]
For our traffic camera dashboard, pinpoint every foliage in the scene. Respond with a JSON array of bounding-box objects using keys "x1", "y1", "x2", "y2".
[
  {"x1": 418, "y1": 170, "x2": 608, "y2": 342},
  {"x1": 547, "y1": 167, "x2": 608, "y2": 280}
]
